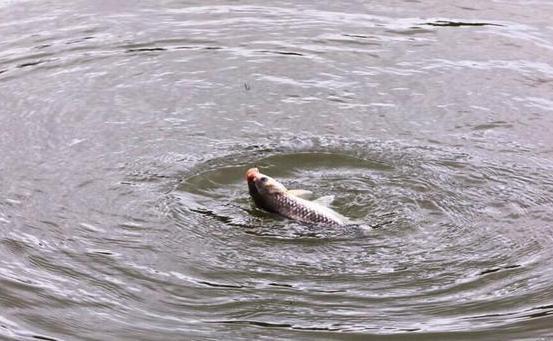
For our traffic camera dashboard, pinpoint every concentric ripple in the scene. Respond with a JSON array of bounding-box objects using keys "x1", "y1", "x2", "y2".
[
  {"x1": 2, "y1": 1, "x2": 553, "y2": 340},
  {"x1": 156, "y1": 136, "x2": 553, "y2": 334}
]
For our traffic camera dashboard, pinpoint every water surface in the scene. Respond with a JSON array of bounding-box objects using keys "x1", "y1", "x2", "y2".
[{"x1": 1, "y1": 1, "x2": 553, "y2": 340}]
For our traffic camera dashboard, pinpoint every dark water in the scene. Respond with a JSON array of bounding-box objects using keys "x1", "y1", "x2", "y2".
[{"x1": 2, "y1": 1, "x2": 553, "y2": 340}]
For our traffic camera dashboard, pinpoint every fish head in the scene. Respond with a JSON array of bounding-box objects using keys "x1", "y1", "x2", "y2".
[
  {"x1": 246, "y1": 167, "x2": 285, "y2": 212},
  {"x1": 246, "y1": 168, "x2": 287, "y2": 196}
]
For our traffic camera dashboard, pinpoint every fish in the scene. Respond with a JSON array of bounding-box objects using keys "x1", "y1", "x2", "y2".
[{"x1": 245, "y1": 167, "x2": 346, "y2": 226}]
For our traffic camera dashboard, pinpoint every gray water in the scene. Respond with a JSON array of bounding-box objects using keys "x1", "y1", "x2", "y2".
[{"x1": 1, "y1": 1, "x2": 553, "y2": 340}]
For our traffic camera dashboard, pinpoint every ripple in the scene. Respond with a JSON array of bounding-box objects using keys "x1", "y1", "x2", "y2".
[
  {"x1": 2, "y1": 1, "x2": 553, "y2": 339},
  {"x1": 136, "y1": 135, "x2": 553, "y2": 334}
]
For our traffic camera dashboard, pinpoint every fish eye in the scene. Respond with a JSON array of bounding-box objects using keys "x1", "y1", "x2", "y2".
[{"x1": 260, "y1": 177, "x2": 268, "y2": 183}]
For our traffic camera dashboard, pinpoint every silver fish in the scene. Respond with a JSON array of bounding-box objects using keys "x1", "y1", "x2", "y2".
[{"x1": 246, "y1": 168, "x2": 346, "y2": 226}]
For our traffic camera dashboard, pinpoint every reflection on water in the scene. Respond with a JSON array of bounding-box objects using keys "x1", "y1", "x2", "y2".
[{"x1": 1, "y1": 1, "x2": 553, "y2": 340}]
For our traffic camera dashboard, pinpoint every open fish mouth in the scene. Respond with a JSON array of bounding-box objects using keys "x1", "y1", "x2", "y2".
[{"x1": 245, "y1": 167, "x2": 259, "y2": 182}]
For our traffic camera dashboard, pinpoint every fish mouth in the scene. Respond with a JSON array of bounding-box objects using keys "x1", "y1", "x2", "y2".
[
  {"x1": 246, "y1": 167, "x2": 273, "y2": 212},
  {"x1": 245, "y1": 167, "x2": 259, "y2": 182}
]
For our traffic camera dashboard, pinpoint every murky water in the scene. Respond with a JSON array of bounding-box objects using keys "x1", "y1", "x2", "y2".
[{"x1": 2, "y1": 1, "x2": 553, "y2": 340}]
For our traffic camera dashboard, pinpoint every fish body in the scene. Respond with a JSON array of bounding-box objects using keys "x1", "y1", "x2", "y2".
[{"x1": 246, "y1": 168, "x2": 346, "y2": 226}]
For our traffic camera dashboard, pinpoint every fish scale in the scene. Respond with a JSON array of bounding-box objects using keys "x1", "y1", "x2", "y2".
[
  {"x1": 246, "y1": 167, "x2": 346, "y2": 226},
  {"x1": 272, "y1": 193, "x2": 342, "y2": 226}
]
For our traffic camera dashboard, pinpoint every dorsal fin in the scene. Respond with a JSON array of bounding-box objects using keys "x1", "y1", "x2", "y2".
[
  {"x1": 313, "y1": 195, "x2": 335, "y2": 207},
  {"x1": 287, "y1": 189, "x2": 313, "y2": 200}
]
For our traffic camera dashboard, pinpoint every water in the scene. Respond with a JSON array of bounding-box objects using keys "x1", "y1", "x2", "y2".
[{"x1": 1, "y1": 1, "x2": 553, "y2": 339}]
